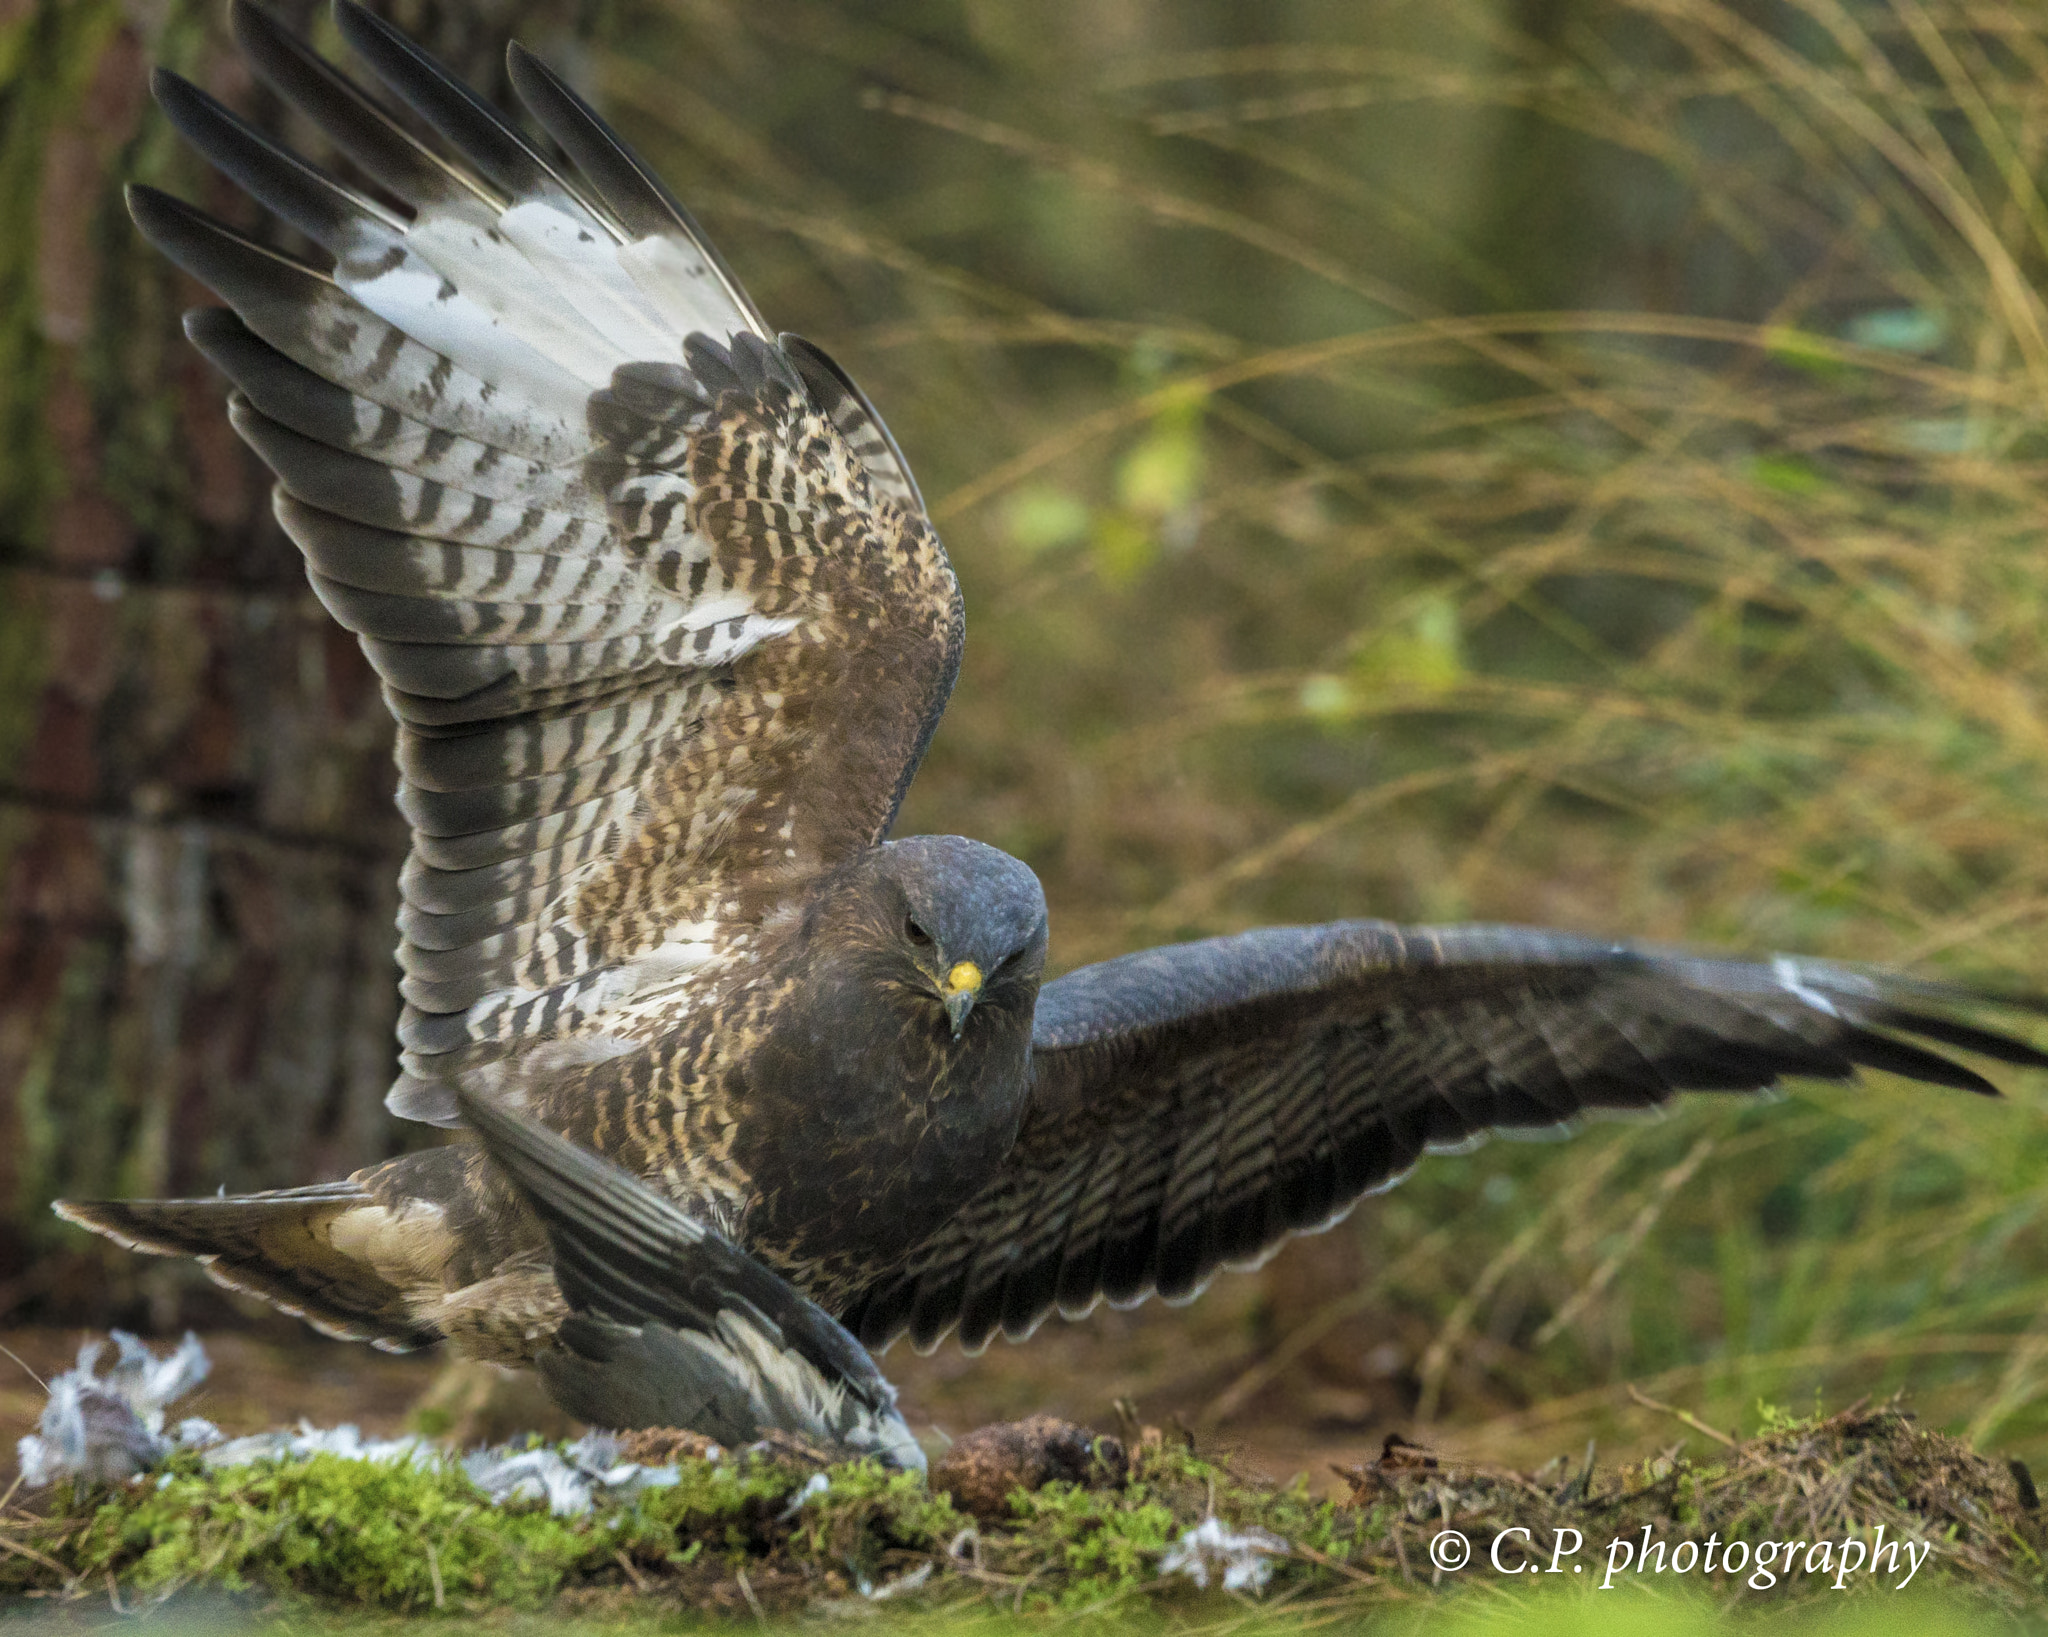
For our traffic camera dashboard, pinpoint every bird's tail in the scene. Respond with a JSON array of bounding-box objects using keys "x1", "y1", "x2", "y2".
[
  {"x1": 56, "y1": 1179, "x2": 446, "y2": 1353},
  {"x1": 461, "y1": 1088, "x2": 925, "y2": 1469}
]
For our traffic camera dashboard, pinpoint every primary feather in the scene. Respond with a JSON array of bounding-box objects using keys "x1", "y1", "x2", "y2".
[{"x1": 134, "y1": 0, "x2": 958, "y2": 1128}]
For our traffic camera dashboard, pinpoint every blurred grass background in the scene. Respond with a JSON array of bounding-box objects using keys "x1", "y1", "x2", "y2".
[{"x1": 7, "y1": 0, "x2": 2048, "y2": 1480}]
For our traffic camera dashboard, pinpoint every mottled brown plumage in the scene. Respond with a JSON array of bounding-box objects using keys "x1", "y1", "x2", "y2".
[{"x1": 56, "y1": 4, "x2": 2048, "y2": 1437}]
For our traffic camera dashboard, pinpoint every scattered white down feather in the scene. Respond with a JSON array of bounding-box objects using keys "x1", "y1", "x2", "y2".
[
  {"x1": 201, "y1": 1421, "x2": 440, "y2": 1473},
  {"x1": 13, "y1": 1333, "x2": 710, "y2": 1519},
  {"x1": 459, "y1": 1433, "x2": 688, "y2": 1516},
  {"x1": 1157, "y1": 1517, "x2": 1290, "y2": 1594},
  {"x1": 17, "y1": 1331, "x2": 221, "y2": 1487}
]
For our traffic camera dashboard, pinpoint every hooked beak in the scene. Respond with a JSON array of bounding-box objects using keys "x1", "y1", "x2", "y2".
[{"x1": 942, "y1": 961, "x2": 983, "y2": 1039}]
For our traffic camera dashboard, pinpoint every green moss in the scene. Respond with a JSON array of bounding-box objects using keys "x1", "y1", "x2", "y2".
[
  {"x1": 991, "y1": 1444, "x2": 1354, "y2": 1611},
  {"x1": 1009, "y1": 1482, "x2": 1180, "y2": 1609},
  {"x1": 80, "y1": 1454, "x2": 564, "y2": 1607},
  {"x1": 5, "y1": 1399, "x2": 2045, "y2": 1620},
  {"x1": 785, "y1": 1459, "x2": 961, "y2": 1587},
  {"x1": 33, "y1": 1447, "x2": 812, "y2": 1612}
]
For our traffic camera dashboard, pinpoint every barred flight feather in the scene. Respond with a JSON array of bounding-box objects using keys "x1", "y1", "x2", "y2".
[
  {"x1": 840, "y1": 923, "x2": 2048, "y2": 1353},
  {"x1": 138, "y1": 0, "x2": 955, "y2": 1127}
]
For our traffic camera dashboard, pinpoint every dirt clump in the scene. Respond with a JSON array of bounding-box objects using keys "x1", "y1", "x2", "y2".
[{"x1": 931, "y1": 1414, "x2": 1127, "y2": 1519}]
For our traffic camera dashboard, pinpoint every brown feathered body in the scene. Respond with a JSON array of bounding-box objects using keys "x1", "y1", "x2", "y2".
[
  {"x1": 74, "y1": 831, "x2": 1049, "y2": 1364},
  {"x1": 58, "y1": 5, "x2": 2048, "y2": 1417}
]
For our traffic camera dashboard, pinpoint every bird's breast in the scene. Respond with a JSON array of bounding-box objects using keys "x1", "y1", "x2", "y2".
[{"x1": 735, "y1": 993, "x2": 1034, "y2": 1280}]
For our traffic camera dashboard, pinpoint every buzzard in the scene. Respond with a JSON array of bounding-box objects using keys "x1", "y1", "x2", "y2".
[{"x1": 61, "y1": 3, "x2": 2048, "y2": 1441}]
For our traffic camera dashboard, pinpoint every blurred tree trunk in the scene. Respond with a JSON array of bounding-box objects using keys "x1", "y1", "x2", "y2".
[{"x1": 0, "y1": 0, "x2": 600, "y2": 1326}]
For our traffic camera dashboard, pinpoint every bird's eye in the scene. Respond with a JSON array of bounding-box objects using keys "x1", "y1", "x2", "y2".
[{"x1": 905, "y1": 917, "x2": 934, "y2": 948}]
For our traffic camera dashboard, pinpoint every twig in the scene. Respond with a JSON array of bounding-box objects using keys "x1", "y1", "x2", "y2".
[
  {"x1": 1534, "y1": 1134, "x2": 1719, "y2": 1345},
  {"x1": 1198, "y1": 1223, "x2": 1457, "y2": 1432},
  {"x1": 1627, "y1": 1383, "x2": 1739, "y2": 1447},
  {"x1": 735, "y1": 1566, "x2": 766, "y2": 1625},
  {"x1": 0, "y1": 1344, "x2": 47, "y2": 1394},
  {"x1": 614, "y1": 1549, "x2": 650, "y2": 1593},
  {"x1": 1011, "y1": 1563, "x2": 1045, "y2": 1613},
  {"x1": 1416, "y1": 1138, "x2": 1631, "y2": 1419},
  {"x1": 425, "y1": 1540, "x2": 444, "y2": 1610},
  {"x1": 949, "y1": 1563, "x2": 1028, "y2": 1588},
  {"x1": 1286, "y1": 1540, "x2": 1373, "y2": 1583},
  {"x1": 0, "y1": 1529, "x2": 73, "y2": 1579}
]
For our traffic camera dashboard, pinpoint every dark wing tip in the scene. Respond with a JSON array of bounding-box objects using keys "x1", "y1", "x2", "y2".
[
  {"x1": 124, "y1": 180, "x2": 182, "y2": 237},
  {"x1": 51, "y1": 1196, "x2": 213, "y2": 1261},
  {"x1": 52, "y1": 1197, "x2": 132, "y2": 1241},
  {"x1": 149, "y1": 68, "x2": 254, "y2": 162},
  {"x1": 232, "y1": 0, "x2": 474, "y2": 215},
  {"x1": 127, "y1": 180, "x2": 327, "y2": 291},
  {"x1": 1874, "y1": 1005, "x2": 2048, "y2": 1074},
  {"x1": 1837, "y1": 1025, "x2": 2004, "y2": 1097},
  {"x1": 1780, "y1": 963, "x2": 2048, "y2": 1094},
  {"x1": 502, "y1": 39, "x2": 770, "y2": 334},
  {"x1": 146, "y1": 62, "x2": 184, "y2": 108},
  {"x1": 331, "y1": 0, "x2": 561, "y2": 202}
]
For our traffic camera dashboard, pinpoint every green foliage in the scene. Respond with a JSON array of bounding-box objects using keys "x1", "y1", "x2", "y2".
[
  {"x1": 1350, "y1": 592, "x2": 1465, "y2": 695},
  {"x1": 1114, "y1": 393, "x2": 1204, "y2": 520},
  {"x1": 994, "y1": 389, "x2": 1207, "y2": 587},
  {"x1": 1004, "y1": 486, "x2": 1091, "y2": 556}
]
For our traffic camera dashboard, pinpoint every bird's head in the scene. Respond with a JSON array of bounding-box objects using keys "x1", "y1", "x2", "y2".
[
  {"x1": 752, "y1": 838, "x2": 1050, "y2": 1256},
  {"x1": 855, "y1": 835, "x2": 1048, "y2": 1041}
]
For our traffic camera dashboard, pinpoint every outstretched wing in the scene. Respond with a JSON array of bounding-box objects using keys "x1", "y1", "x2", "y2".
[
  {"x1": 136, "y1": 2, "x2": 959, "y2": 1125},
  {"x1": 839, "y1": 921, "x2": 2048, "y2": 1353}
]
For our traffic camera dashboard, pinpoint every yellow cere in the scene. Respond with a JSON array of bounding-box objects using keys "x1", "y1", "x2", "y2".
[{"x1": 945, "y1": 961, "x2": 984, "y2": 996}]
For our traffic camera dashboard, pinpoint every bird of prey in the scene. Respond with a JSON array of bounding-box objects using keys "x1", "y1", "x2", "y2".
[{"x1": 59, "y1": 3, "x2": 2048, "y2": 1430}]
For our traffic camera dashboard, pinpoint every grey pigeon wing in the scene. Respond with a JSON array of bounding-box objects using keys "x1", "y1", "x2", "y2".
[
  {"x1": 840, "y1": 920, "x2": 2048, "y2": 1353},
  {"x1": 138, "y1": 2, "x2": 960, "y2": 1126},
  {"x1": 459, "y1": 1088, "x2": 922, "y2": 1466}
]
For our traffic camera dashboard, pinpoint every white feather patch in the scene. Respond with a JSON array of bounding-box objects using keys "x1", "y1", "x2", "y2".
[
  {"x1": 617, "y1": 235, "x2": 761, "y2": 344},
  {"x1": 498, "y1": 201, "x2": 679, "y2": 362},
  {"x1": 336, "y1": 228, "x2": 602, "y2": 410}
]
